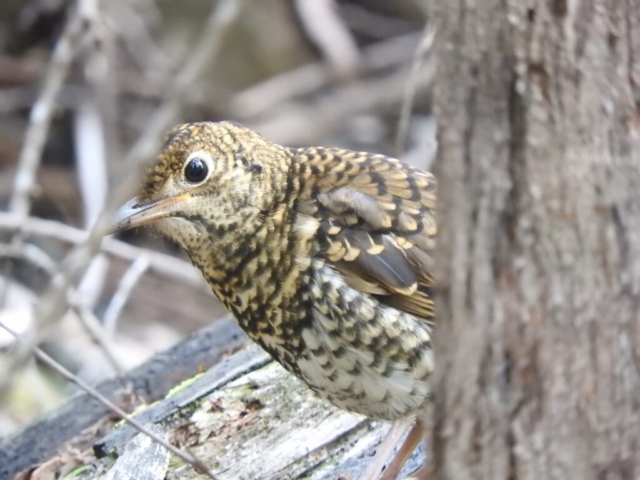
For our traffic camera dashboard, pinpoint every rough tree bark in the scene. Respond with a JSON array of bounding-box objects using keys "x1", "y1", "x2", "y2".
[{"x1": 431, "y1": 1, "x2": 640, "y2": 479}]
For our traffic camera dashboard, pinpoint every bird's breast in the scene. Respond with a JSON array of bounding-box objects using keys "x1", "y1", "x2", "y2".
[
  {"x1": 212, "y1": 251, "x2": 434, "y2": 420},
  {"x1": 200, "y1": 213, "x2": 434, "y2": 420},
  {"x1": 295, "y1": 259, "x2": 434, "y2": 420},
  {"x1": 204, "y1": 233, "x2": 317, "y2": 372}
]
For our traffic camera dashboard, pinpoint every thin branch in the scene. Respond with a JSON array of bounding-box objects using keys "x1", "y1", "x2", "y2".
[
  {"x1": 0, "y1": 320, "x2": 220, "y2": 480},
  {"x1": 0, "y1": 241, "x2": 125, "y2": 375},
  {"x1": 395, "y1": 24, "x2": 435, "y2": 157},
  {"x1": 0, "y1": 0, "x2": 90, "y2": 329},
  {"x1": 295, "y1": 0, "x2": 360, "y2": 78},
  {"x1": 73, "y1": 304, "x2": 126, "y2": 374},
  {"x1": 108, "y1": 0, "x2": 173, "y2": 81},
  {"x1": 0, "y1": 0, "x2": 245, "y2": 400},
  {"x1": 251, "y1": 53, "x2": 435, "y2": 146},
  {"x1": 0, "y1": 212, "x2": 205, "y2": 290},
  {"x1": 102, "y1": 255, "x2": 150, "y2": 334},
  {"x1": 1, "y1": 0, "x2": 98, "y2": 335},
  {"x1": 75, "y1": 98, "x2": 109, "y2": 229},
  {"x1": 74, "y1": 99, "x2": 110, "y2": 310},
  {"x1": 0, "y1": 243, "x2": 123, "y2": 373},
  {"x1": 0, "y1": 243, "x2": 58, "y2": 275},
  {"x1": 231, "y1": 31, "x2": 421, "y2": 119},
  {"x1": 9, "y1": 3, "x2": 88, "y2": 218}
]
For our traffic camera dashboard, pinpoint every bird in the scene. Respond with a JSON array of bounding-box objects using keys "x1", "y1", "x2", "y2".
[{"x1": 112, "y1": 121, "x2": 437, "y2": 480}]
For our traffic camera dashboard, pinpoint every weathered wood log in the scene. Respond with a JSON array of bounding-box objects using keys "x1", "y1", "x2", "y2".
[
  {"x1": 91, "y1": 346, "x2": 425, "y2": 480},
  {"x1": 0, "y1": 317, "x2": 247, "y2": 479},
  {"x1": 1, "y1": 320, "x2": 425, "y2": 480},
  {"x1": 100, "y1": 425, "x2": 170, "y2": 480}
]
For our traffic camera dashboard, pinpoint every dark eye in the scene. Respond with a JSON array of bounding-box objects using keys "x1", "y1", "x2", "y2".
[{"x1": 184, "y1": 158, "x2": 208, "y2": 183}]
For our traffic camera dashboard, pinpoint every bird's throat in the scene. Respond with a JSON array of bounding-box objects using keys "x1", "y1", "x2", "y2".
[{"x1": 189, "y1": 204, "x2": 313, "y2": 335}]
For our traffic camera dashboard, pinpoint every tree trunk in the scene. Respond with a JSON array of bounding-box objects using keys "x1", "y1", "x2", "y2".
[{"x1": 430, "y1": 1, "x2": 640, "y2": 479}]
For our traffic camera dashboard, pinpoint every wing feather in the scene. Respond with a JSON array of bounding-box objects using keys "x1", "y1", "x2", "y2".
[{"x1": 295, "y1": 148, "x2": 437, "y2": 322}]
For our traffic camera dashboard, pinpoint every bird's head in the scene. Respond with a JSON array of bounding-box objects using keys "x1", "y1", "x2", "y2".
[{"x1": 112, "y1": 121, "x2": 292, "y2": 253}]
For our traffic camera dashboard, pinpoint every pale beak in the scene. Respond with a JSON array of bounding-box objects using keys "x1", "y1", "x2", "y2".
[{"x1": 111, "y1": 193, "x2": 191, "y2": 234}]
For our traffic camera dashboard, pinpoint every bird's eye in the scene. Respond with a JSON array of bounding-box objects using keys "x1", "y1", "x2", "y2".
[{"x1": 184, "y1": 158, "x2": 208, "y2": 183}]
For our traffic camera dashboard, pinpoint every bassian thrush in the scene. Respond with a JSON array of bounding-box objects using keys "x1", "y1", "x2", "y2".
[{"x1": 113, "y1": 122, "x2": 436, "y2": 479}]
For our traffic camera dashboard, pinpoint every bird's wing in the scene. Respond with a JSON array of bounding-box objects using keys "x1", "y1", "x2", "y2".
[{"x1": 295, "y1": 148, "x2": 436, "y2": 322}]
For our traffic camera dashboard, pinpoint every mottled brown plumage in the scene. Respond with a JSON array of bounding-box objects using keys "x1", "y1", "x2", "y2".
[{"x1": 113, "y1": 121, "x2": 437, "y2": 477}]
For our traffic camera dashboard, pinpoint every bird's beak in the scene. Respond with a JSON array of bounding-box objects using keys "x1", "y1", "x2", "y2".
[{"x1": 111, "y1": 193, "x2": 191, "y2": 234}]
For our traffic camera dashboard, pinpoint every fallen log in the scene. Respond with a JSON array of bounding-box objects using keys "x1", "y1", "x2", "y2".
[{"x1": 2, "y1": 325, "x2": 425, "y2": 480}]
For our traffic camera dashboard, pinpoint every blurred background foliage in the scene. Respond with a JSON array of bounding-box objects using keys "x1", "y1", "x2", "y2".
[{"x1": 0, "y1": 0, "x2": 433, "y2": 437}]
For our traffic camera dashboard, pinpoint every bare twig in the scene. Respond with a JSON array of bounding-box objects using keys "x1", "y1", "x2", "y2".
[
  {"x1": 295, "y1": 0, "x2": 360, "y2": 78},
  {"x1": 0, "y1": 320, "x2": 220, "y2": 480},
  {"x1": 74, "y1": 99, "x2": 110, "y2": 310},
  {"x1": 73, "y1": 304, "x2": 126, "y2": 374},
  {"x1": 107, "y1": 0, "x2": 173, "y2": 80},
  {"x1": 395, "y1": 24, "x2": 435, "y2": 157},
  {"x1": 0, "y1": 240, "x2": 125, "y2": 375},
  {"x1": 75, "y1": 99, "x2": 109, "y2": 229},
  {"x1": 251, "y1": 53, "x2": 435, "y2": 146},
  {"x1": 0, "y1": 212, "x2": 205, "y2": 289},
  {"x1": 0, "y1": 243, "x2": 58, "y2": 275},
  {"x1": 0, "y1": 0, "x2": 245, "y2": 394},
  {"x1": 9, "y1": 3, "x2": 89, "y2": 218},
  {"x1": 231, "y1": 31, "x2": 421, "y2": 119},
  {"x1": 0, "y1": 0, "x2": 98, "y2": 357},
  {"x1": 103, "y1": 255, "x2": 150, "y2": 334},
  {"x1": 1, "y1": 0, "x2": 91, "y2": 324}
]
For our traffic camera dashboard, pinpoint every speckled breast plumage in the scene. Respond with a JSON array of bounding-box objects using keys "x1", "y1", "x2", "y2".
[
  {"x1": 298, "y1": 259, "x2": 433, "y2": 420},
  {"x1": 218, "y1": 250, "x2": 434, "y2": 421}
]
